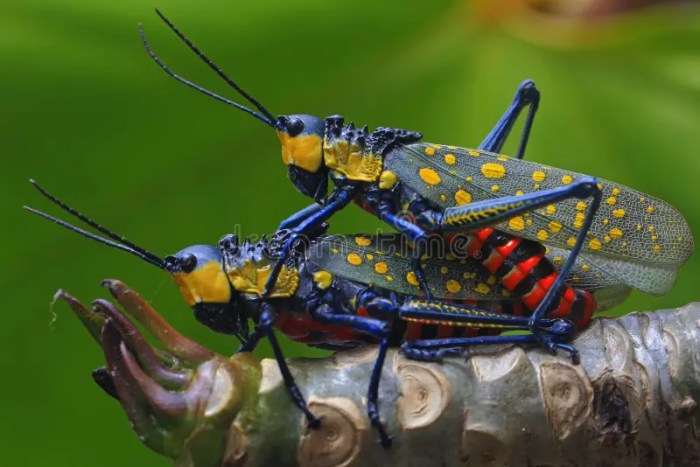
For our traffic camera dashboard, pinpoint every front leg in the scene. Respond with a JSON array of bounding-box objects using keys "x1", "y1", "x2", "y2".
[
  {"x1": 258, "y1": 303, "x2": 321, "y2": 428},
  {"x1": 263, "y1": 185, "x2": 357, "y2": 296},
  {"x1": 277, "y1": 202, "x2": 322, "y2": 230}
]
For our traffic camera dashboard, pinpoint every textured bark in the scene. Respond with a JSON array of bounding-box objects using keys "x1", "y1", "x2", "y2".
[{"x1": 60, "y1": 282, "x2": 700, "y2": 467}]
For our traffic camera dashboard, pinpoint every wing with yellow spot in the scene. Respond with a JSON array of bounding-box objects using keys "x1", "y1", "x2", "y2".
[
  {"x1": 307, "y1": 234, "x2": 512, "y2": 300},
  {"x1": 385, "y1": 142, "x2": 693, "y2": 294}
]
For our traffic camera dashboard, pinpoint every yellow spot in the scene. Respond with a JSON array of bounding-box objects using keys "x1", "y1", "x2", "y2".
[
  {"x1": 533, "y1": 184, "x2": 540, "y2": 190},
  {"x1": 576, "y1": 202, "x2": 587, "y2": 211},
  {"x1": 653, "y1": 245, "x2": 661, "y2": 253},
  {"x1": 481, "y1": 162, "x2": 507, "y2": 179},
  {"x1": 366, "y1": 254, "x2": 374, "y2": 260},
  {"x1": 567, "y1": 237, "x2": 577, "y2": 247},
  {"x1": 491, "y1": 185, "x2": 500, "y2": 192},
  {"x1": 486, "y1": 275, "x2": 497, "y2": 285},
  {"x1": 553, "y1": 256, "x2": 563, "y2": 265},
  {"x1": 640, "y1": 196, "x2": 646, "y2": 202},
  {"x1": 424, "y1": 147, "x2": 435, "y2": 155},
  {"x1": 515, "y1": 190, "x2": 524, "y2": 196},
  {"x1": 446, "y1": 280, "x2": 462, "y2": 294},
  {"x1": 419, "y1": 168, "x2": 441, "y2": 185},
  {"x1": 347, "y1": 253, "x2": 362, "y2": 266},
  {"x1": 574, "y1": 212, "x2": 585, "y2": 229},
  {"x1": 537, "y1": 229, "x2": 549, "y2": 241},
  {"x1": 440, "y1": 194, "x2": 447, "y2": 202},
  {"x1": 606, "y1": 197, "x2": 617, "y2": 206},
  {"x1": 678, "y1": 237, "x2": 684, "y2": 242},
  {"x1": 532, "y1": 171, "x2": 546, "y2": 182},
  {"x1": 497, "y1": 155, "x2": 508, "y2": 161},
  {"x1": 562, "y1": 175, "x2": 573, "y2": 185},
  {"x1": 646, "y1": 205, "x2": 655, "y2": 214},
  {"x1": 604, "y1": 236, "x2": 611, "y2": 243},
  {"x1": 378, "y1": 170, "x2": 398, "y2": 189},
  {"x1": 622, "y1": 242, "x2": 628, "y2": 248},
  {"x1": 313, "y1": 271, "x2": 333, "y2": 290},
  {"x1": 609, "y1": 228, "x2": 623, "y2": 239},
  {"x1": 548, "y1": 221, "x2": 562, "y2": 234},
  {"x1": 440, "y1": 266, "x2": 448, "y2": 274},
  {"x1": 463, "y1": 272, "x2": 476, "y2": 280},
  {"x1": 330, "y1": 247, "x2": 340, "y2": 254},
  {"x1": 468, "y1": 150, "x2": 480, "y2": 157},
  {"x1": 589, "y1": 238, "x2": 602, "y2": 250},
  {"x1": 602, "y1": 218, "x2": 609, "y2": 225},
  {"x1": 454, "y1": 189, "x2": 472, "y2": 205},
  {"x1": 651, "y1": 235, "x2": 658, "y2": 242},
  {"x1": 474, "y1": 283, "x2": 491, "y2": 295},
  {"x1": 582, "y1": 264, "x2": 591, "y2": 272},
  {"x1": 509, "y1": 216, "x2": 525, "y2": 231},
  {"x1": 355, "y1": 236, "x2": 372, "y2": 247},
  {"x1": 612, "y1": 188, "x2": 620, "y2": 196},
  {"x1": 444, "y1": 153, "x2": 456, "y2": 165},
  {"x1": 526, "y1": 219, "x2": 533, "y2": 226},
  {"x1": 612, "y1": 209, "x2": 625, "y2": 218},
  {"x1": 374, "y1": 262, "x2": 388, "y2": 274},
  {"x1": 546, "y1": 204, "x2": 556, "y2": 215},
  {"x1": 406, "y1": 272, "x2": 419, "y2": 286}
]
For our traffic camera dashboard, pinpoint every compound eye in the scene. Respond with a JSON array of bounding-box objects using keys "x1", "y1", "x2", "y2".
[
  {"x1": 179, "y1": 253, "x2": 197, "y2": 273},
  {"x1": 286, "y1": 117, "x2": 304, "y2": 137}
]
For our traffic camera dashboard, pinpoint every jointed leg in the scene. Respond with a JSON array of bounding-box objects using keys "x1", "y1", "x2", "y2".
[{"x1": 479, "y1": 80, "x2": 540, "y2": 159}]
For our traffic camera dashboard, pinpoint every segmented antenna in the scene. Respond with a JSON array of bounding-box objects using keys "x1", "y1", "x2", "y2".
[
  {"x1": 24, "y1": 206, "x2": 164, "y2": 269},
  {"x1": 139, "y1": 19, "x2": 280, "y2": 129},
  {"x1": 28, "y1": 179, "x2": 164, "y2": 266},
  {"x1": 154, "y1": 9, "x2": 278, "y2": 125}
]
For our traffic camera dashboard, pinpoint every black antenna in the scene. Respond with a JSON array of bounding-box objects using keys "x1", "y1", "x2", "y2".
[
  {"x1": 24, "y1": 206, "x2": 164, "y2": 269},
  {"x1": 154, "y1": 9, "x2": 278, "y2": 125},
  {"x1": 28, "y1": 179, "x2": 164, "y2": 266},
  {"x1": 139, "y1": 18, "x2": 280, "y2": 130}
]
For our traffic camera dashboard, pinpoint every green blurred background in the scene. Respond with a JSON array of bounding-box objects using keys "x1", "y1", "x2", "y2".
[{"x1": 2, "y1": 0, "x2": 699, "y2": 465}]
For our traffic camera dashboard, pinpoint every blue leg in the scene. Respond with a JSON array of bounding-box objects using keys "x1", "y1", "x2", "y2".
[
  {"x1": 310, "y1": 305, "x2": 393, "y2": 448},
  {"x1": 378, "y1": 209, "x2": 434, "y2": 299},
  {"x1": 479, "y1": 80, "x2": 540, "y2": 159},
  {"x1": 278, "y1": 203, "x2": 322, "y2": 230},
  {"x1": 235, "y1": 327, "x2": 262, "y2": 353},
  {"x1": 398, "y1": 299, "x2": 578, "y2": 362},
  {"x1": 263, "y1": 186, "x2": 356, "y2": 296},
  {"x1": 259, "y1": 304, "x2": 321, "y2": 428}
]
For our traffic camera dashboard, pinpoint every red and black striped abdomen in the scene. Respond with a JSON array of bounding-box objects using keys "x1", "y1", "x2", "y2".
[{"x1": 464, "y1": 227, "x2": 596, "y2": 330}]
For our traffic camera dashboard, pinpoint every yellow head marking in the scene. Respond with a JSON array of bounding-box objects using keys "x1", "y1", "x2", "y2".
[
  {"x1": 454, "y1": 189, "x2": 472, "y2": 205},
  {"x1": 347, "y1": 253, "x2": 362, "y2": 266},
  {"x1": 444, "y1": 153, "x2": 456, "y2": 165},
  {"x1": 379, "y1": 170, "x2": 398, "y2": 189},
  {"x1": 277, "y1": 131, "x2": 323, "y2": 173},
  {"x1": 170, "y1": 260, "x2": 231, "y2": 307},
  {"x1": 374, "y1": 262, "x2": 388, "y2": 274},
  {"x1": 481, "y1": 162, "x2": 507, "y2": 179},
  {"x1": 445, "y1": 279, "x2": 462, "y2": 294},
  {"x1": 355, "y1": 236, "x2": 372, "y2": 247},
  {"x1": 419, "y1": 168, "x2": 441, "y2": 185},
  {"x1": 313, "y1": 270, "x2": 333, "y2": 290},
  {"x1": 532, "y1": 171, "x2": 546, "y2": 182}
]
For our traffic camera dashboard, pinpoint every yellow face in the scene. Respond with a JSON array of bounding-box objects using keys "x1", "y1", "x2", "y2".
[
  {"x1": 170, "y1": 260, "x2": 231, "y2": 307},
  {"x1": 277, "y1": 131, "x2": 323, "y2": 173}
]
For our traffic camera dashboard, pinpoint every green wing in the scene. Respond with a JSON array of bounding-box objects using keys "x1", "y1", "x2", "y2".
[
  {"x1": 307, "y1": 234, "x2": 631, "y2": 307},
  {"x1": 384, "y1": 142, "x2": 693, "y2": 294}
]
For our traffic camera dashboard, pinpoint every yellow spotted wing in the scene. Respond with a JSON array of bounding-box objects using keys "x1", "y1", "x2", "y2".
[{"x1": 384, "y1": 143, "x2": 693, "y2": 294}]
